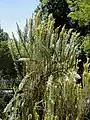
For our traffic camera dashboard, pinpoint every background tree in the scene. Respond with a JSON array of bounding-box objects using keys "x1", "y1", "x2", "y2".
[
  {"x1": 35, "y1": 0, "x2": 69, "y2": 29},
  {"x1": 36, "y1": 0, "x2": 90, "y2": 36},
  {"x1": 67, "y1": 0, "x2": 90, "y2": 36},
  {"x1": 67, "y1": 0, "x2": 90, "y2": 26},
  {"x1": 0, "y1": 27, "x2": 17, "y2": 117},
  {"x1": 0, "y1": 27, "x2": 9, "y2": 41},
  {"x1": 0, "y1": 27, "x2": 16, "y2": 87}
]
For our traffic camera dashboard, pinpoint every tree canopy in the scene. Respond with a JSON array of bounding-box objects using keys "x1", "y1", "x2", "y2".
[
  {"x1": 35, "y1": 0, "x2": 69, "y2": 28},
  {"x1": 36, "y1": 0, "x2": 90, "y2": 36},
  {"x1": 67, "y1": 0, "x2": 90, "y2": 26},
  {"x1": 0, "y1": 27, "x2": 9, "y2": 41}
]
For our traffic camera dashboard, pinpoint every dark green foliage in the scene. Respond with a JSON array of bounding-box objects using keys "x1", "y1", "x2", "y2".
[
  {"x1": 0, "y1": 41, "x2": 16, "y2": 115},
  {"x1": 36, "y1": 0, "x2": 69, "y2": 28},
  {"x1": 0, "y1": 27, "x2": 9, "y2": 41},
  {"x1": 0, "y1": 27, "x2": 17, "y2": 84},
  {"x1": 0, "y1": 41, "x2": 17, "y2": 82}
]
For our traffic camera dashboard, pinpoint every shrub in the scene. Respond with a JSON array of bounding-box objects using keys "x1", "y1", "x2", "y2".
[{"x1": 3, "y1": 13, "x2": 90, "y2": 120}]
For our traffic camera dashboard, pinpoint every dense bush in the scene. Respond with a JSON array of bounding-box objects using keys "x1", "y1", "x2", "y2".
[
  {"x1": 0, "y1": 28, "x2": 16, "y2": 117},
  {"x1": 2, "y1": 13, "x2": 90, "y2": 120}
]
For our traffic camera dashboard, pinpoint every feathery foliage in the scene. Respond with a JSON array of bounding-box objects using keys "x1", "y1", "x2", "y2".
[{"x1": 3, "y1": 12, "x2": 90, "y2": 120}]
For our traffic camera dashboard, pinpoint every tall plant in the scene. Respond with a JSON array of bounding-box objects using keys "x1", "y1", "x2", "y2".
[{"x1": 3, "y1": 13, "x2": 90, "y2": 120}]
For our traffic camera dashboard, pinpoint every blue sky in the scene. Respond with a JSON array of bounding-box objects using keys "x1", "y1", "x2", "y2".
[{"x1": 0, "y1": 0, "x2": 39, "y2": 38}]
